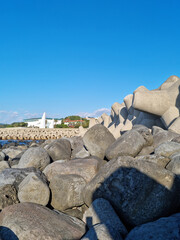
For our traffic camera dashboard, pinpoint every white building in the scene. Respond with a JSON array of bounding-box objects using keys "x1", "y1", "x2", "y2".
[{"x1": 24, "y1": 112, "x2": 62, "y2": 128}]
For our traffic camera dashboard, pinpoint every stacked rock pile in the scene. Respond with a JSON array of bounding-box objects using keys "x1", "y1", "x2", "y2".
[
  {"x1": 0, "y1": 76, "x2": 180, "y2": 239},
  {"x1": 91, "y1": 75, "x2": 180, "y2": 139}
]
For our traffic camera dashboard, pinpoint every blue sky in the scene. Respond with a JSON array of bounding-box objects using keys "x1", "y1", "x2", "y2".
[{"x1": 1, "y1": 0, "x2": 180, "y2": 123}]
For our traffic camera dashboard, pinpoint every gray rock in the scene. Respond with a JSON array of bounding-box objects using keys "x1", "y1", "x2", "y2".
[
  {"x1": 0, "y1": 184, "x2": 19, "y2": 210},
  {"x1": 18, "y1": 147, "x2": 50, "y2": 171},
  {"x1": 81, "y1": 223, "x2": 123, "y2": 240},
  {"x1": 126, "y1": 213, "x2": 180, "y2": 240},
  {"x1": 152, "y1": 126, "x2": 179, "y2": 148},
  {"x1": 155, "y1": 141, "x2": 180, "y2": 157},
  {"x1": 83, "y1": 156, "x2": 180, "y2": 227},
  {"x1": 0, "y1": 161, "x2": 10, "y2": 173},
  {"x1": 0, "y1": 167, "x2": 45, "y2": 189},
  {"x1": 136, "y1": 154, "x2": 170, "y2": 168},
  {"x1": 63, "y1": 208, "x2": 83, "y2": 220},
  {"x1": 0, "y1": 202, "x2": 86, "y2": 240},
  {"x1": 50, "y1": 174, "x2": 86, "y2": 211},
  {"x1": 166, "y1": 152, "x2": 180, "y2": 174},
  {"x1": 18, "y1": 172, "x2": 50, "y2": 206},
  {"x1": 83, "y1": 198, "x2": 127, "y2": 237},
  {"x1": 44, "y1": 157, "x2": 103, "y2": 183},
  {"x1": 132, "y1": 125, "x2": 153, "y2": 146},
  {"x1": 2, "y1": 147, "x2": 23, "y2": 160},
  {"x1": 83, "y1": 124, "x2": 115, "y2": 159},
  {"x1": 69, "y1": 137, "x2": 90, "y2": 159},
  {"x1": 0, "y1": 152, "x2": 6, "y2": 161},
  {"x1": 46, "y1": 139, "x2": 71, "y2": 161},
  {"x1": 106, "y1": 130, "x2": 146, "y2": 160}
]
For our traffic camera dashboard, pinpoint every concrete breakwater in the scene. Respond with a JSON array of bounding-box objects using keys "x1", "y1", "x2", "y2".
[{"x1": 0, "y1": 128, "x2": 80, "y2": 140}]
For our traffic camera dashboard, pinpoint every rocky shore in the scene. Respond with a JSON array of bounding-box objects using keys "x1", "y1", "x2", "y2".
[{"x1": 0, "y1": 76, "x2": 180, "y2": 239}]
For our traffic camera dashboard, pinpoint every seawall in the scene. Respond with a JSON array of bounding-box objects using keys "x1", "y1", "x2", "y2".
[{"x1": 0, "y1": 128, "x2": 80, "y2": 140}]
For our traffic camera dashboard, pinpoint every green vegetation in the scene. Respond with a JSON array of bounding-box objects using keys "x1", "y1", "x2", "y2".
[
  {"x1": 0, "y1": 122, "x2": 28, "y2": 128},
  {"x1": 55, "y1": 116, "x2": 89, "y2": 128}
]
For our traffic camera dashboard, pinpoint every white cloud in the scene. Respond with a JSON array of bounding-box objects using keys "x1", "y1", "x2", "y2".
[
  {"x1": 78, "y1": 108, "x2": 111, "y2": 118},
  {"x1": 0, "y1": 110, "x2": 40, "y2": 124}
]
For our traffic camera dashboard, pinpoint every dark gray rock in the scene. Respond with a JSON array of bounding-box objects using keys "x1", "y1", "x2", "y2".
[
  {"x1": 83, "y1": 124, "x2": 115, "y2": 159},
  {"x1": 83, "y1": 156, "x2": 180, "y2": 227},
  {"x1": 18, "y1": 147, "x2": 50, "y2": 170},
  {"x1": 125, "y1": 213, "x2": 180, "y2": 240},
  {"x1": 106, "y1": 130, "x2": 146, "y2": 160},
  {"x1": 46, "y1": 139, "x2": 71, "y2": 161}
]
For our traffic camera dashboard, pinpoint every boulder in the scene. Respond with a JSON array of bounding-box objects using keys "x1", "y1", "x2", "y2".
[
  {"x1": 0, "y1": 202, "x2": 86, "y2": 240},
  {"x1": 106, "y1": 130, "x2": 146, "y2": 160},
  {"x1": 83, "y1": 124, "x2": 115, "y2": 159},
  {"x1": 0, "y1": 161, "x2": 10, "y2": 173},
  {"x1": 126, "y1": 213, "x2": 180, "y2": 240},
  {"x1": 83, "y1": 156, "x2": 180, "y2": 227},
  {"x1": 81, "y1": 223, "x2": 123, "y2": 240},
  {"x1": 152, "y1": 127, "x2": 179, "y2": 148},
  {"x1": 45, "y1": 139, "x2": 71, "y2": 161},
  {"x1": 166, "y1": 152, "x2": 180, "y2": 174},
  {"x1": 18, "y1": 172, "x2": 50, "y2": 206},
  {"x1": 0, "y1": 167, "x2": 44, "y2": 189},
  {"x1": 0, "y1": 152, "x2": 6, "y2": 161},
  {"x1": 0, "y1": 184, "x2": 19, "y2": 210},
  {"x1": 17, "y1": 147, "x2": 50, "y2": 171},
  {"x1": 49, "y1": 174, "x2": 86, "y2": 211},
  {"x1": 135, "y1": 154, "x2": 170, "y2": 168},
  {"x1": 44, "y1": 157, "x2": 103, "y2": 183},
  {"x1": 155, "y1": 141, "x2": 180, "y2": 157},
  {"x1": 70, "y1": 136, "x2": 90, "y2": 159},
  {"x1": 2, "y1": 147, "x2": 23, "y2": 160},
  {"x1": 83, "y1": 198, "x2": 127, "y2": 237}
]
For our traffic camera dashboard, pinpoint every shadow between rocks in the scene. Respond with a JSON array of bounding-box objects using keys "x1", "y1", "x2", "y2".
[
  {"x1": 87, "y1": 164, "x2": 180, "y2": 239},
  {"x1": 0, "y1": 226, "x2": 19, "y2": 240}
]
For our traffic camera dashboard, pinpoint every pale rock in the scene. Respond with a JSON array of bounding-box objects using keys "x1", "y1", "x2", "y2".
[{"x1": 18, "y1": 172, "x2": 50, "y2": 206}]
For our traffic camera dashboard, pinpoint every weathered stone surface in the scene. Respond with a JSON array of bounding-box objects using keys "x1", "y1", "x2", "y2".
[
  {"x1": 18, "y1": 172, "x2": 50, "y2": 206},
  {"x1": 0, "y1": 167, "x2": 44, "y2": 189},
  {"x1": 50, "y1": 174, "x2": 86, "y2": 211},
  {"x1": 43, "y1": 157, "x2": 102, "y2": 183},
  {"x1": 0, "y1": 152, "x2": 6, "y2": 161},
  {"x1": 2, "y1": 148, "x2": 23, "y2": 160},
  {"x1": 83, "y1": 198, "x2": 127, "y2": 237},
  {"x1": 136, "y1": 154, "x2": 170, "y2": 168},
  {"x1": 106, "y1": 130, "x2": 146, "y2": 160},
  {"x1": 166, "y1": 152, "x2": 180, "y2": 174},
  {"x1": 70, "y1": 137, "x2": 90, "y2": 159},
  {"x1": 0, "y1": 202, "x2": 86, "y2": 240},
  {"x1": 83, "y1": 156, "x2": 180, "y2": 227},
  {"x1": 155, "y1": 141, "x2": 180, "y2": 157},
  {"x1": 63, "y1": 208, "x2": 83, "y2": 220},
  {"x1": 152, "y1": 127, "x2": 179, "y2": 148},
  {"x1": 45, "y1": 139, "x2": 71, "y2": 161},
  {"x1": 132, "y1": 125, "x2": 153, "y2": 146},
  {"x1": 0, "y1": 161, "x2": 10, "y2": 173},
  {"x1": 126, "y1": 213, "x2": 180, "y2": 240},
  {"x1": 83, "y1": 124, "x2": 115, "y2": 159},
  {"x1": 0, "y1": 184, "x2": 19, "y2": 210},
  {"x1": 81, "y1": 223, "x2": 123, "y2": 240},
  {"x1": 18, "y1": 147, "x2": 50, "y2": 171}
]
